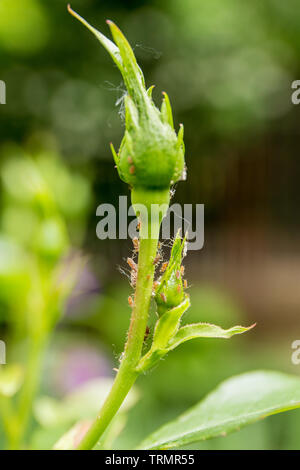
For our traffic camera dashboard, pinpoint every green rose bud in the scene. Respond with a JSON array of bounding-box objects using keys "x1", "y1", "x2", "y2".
[
  {"x1": 68, "y1": 6, "x2": 186, "y2": 191},
  {"x1": 155, "y1": 231, "x2": 186, "y2": 315}
]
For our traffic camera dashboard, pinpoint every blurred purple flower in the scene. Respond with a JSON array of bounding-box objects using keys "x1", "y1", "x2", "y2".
[
  {"x1": 65, "y1": 262, "x2": 102, "y2": 318},
  {"x1": 52, "y1": 344, "x2": 111, "y2": 396}
]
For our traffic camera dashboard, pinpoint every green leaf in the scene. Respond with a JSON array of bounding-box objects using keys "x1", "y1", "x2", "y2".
[
  {"x1": 139, "y1": 371, "x2": 300, "y2": 449},
  {"x1": 137, "y1": 317, "x2": 251, "y2": 373},
  {"x1": 152, "y1": 297, "x2": 190, "y2": 350},
  {"x1": 167, "y1": 322, "x2": 255, "y2": 350},
  {"x1": 137, "y1": 297, "x2": 190, "y2": 372}
]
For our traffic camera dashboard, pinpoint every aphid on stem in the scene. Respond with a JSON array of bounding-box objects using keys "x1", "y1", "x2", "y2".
[
  {"x1": 132, "y1": 237, "x2": 139, "y2": 252},
  {"x1": 130, "y1": 270, "x2": 137, "y2": 288},
  {"x1": 153, "y1": 253, "x2": 161, "y2": 265},
  {"x1": 160, "y1": 262, "x2": 168, "y2": 273},
  {"x1": 128, "y1": 295, "x2": 134, "y2": 307},
  {"x1": 127, "y1": 257, "x2": 137, "y2": 271},
  {"x1": 153, "y1": 281, "x2": 160, "y2": 292},
  {"x1": 144, "y1": 326, "x2": 150, "y2": 341}
]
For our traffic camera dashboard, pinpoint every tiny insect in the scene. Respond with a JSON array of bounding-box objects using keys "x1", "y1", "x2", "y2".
[
  {"x1": 144, "y1": 326, "x2": 150, "y2": 341},
  {"x1": 136, "y1": 221, "x2": 141, "y2": 231},
  {"x1": 127, "y1": 257, "x2": 137, "y2": 271},
  {"x1": 153, "y1": 253, "x2": 161, "y2": 265},
  {"x1": 130, "y1": 270, "x2": 137, "y2": 288},
  {"x1": 129, "y1": 165, "x2": 135, "y2": 174},
  {"x1": 180, "y1": 265, "x2": 185, "y2": 275},
  {"x1": 160, "y1": 292, "x2": 167, "y2": 303},
  {"x1": 153, "y1": 281, "x2": 159, "y2": 291},
  {"x1": 184, "y1": 279, "x2": 188, "y2": 289},
  {"x1": 128, "y1": 295, "x2": 134, "y2": 307},
  {"x1": 177, "y1": 284, "x2": 181, "y2": 293},
  {"x1": 132, "y1": 237, "x2": 139, "y2": 252},
  {"x1": 176, "y1": 270, "x2": 180, "y2": 279},
  {"x1": 160, "y1": 262, "x2": 168, "y2": 273},
  {"x1": 127, "y1": 156, "x2": 133, "y2": 164}
]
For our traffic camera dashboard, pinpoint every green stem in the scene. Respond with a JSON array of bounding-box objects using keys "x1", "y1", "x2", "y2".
[
  {"x1": 77, "y1": 187, "x2": 170, "y2": 450},
  {"x1": 12, "y1": 334, "x2": 47, "y2": 449}
]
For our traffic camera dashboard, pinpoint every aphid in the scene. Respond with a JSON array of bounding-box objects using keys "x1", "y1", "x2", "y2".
[
  {"x1": 176, "y1": 269, "x2": 180, "y2": 280},
  {"x1": 128, "y1": 295, "x2": 134, "y2": 307},
  {"x1": 184, "y1": 279, "x2": 188, "y2": 289},
  {"x1": 132, "y1": 237, "x2": 139, "y2": 252},
  {"x1": 160, "y1": 262, "x2": 168, "y2": 273},
  {"x1": 177, "y1": 284, "x2": 181, "y2": 293},
  {"x1": 153, "y1": 281, "x2": 159, "y2": 291},
  {"x1": 127, "y1": 257, "x2": 137, "y2": 271},
  {"x1": 153, "y1": 253, "x2": 161, "y2": 265},
  {"x1": 130, "y1": 270, "x2": 137, "y2": 287},
  {"x1": 127, "y1": 156, "x2": 133, "y2": 164},
  {"x1": 180, "y1": 265, "x2": 185, "y2": 276},
  {"x1": 129, "y1": 165, "x2": 135, "y2": 174},
  {"x1": 144, "y1": 326, "x2": 150, "y2": 341},
  {"x1": 160, "y1": 292, "x2": 167, "y2": 303}
]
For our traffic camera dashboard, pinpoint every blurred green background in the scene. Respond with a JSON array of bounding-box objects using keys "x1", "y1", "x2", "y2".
[{"x1": 0, "y1": 0, "x2": 300, "y2": 449}]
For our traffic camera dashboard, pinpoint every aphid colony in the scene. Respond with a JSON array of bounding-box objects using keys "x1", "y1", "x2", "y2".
[{"x1": 127, "y1": 233, "x2": 188, "y2": 309}]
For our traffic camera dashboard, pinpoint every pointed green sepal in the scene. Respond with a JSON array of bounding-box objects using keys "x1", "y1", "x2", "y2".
[
  {"x1": 147, "y1": 85, "x2": 155, "y2": 98},
  {"x1": 110, "y1": 142, "x2": 119, "y2": 166},
  {"x1": 68, "y1": 6, "x2": 124, "y2": 74},
  {"x1": 106, "y1": 20, "x2": 146, "y2": 99},
  {"x1": 124, "y1": 94, "x2": 139, "y2": 130},
  {"x1": 177, "y1": 124, "x2": 184, "y2": 151},
  {"x1": 161, "y1": 92, "x2": 174, "y2": 129}
]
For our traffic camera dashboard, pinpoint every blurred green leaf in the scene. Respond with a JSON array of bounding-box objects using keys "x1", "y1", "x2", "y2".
[
  {"x1": 52, "y1": 419, "x2": 92, "y2": 450},
  {"x1": 0, "y1": 0, "x2": 49, "y2": 55},
  {"x1": 139, "y1": 371, "x2": 300, "y2": 449},
  {"x1": 0, "y1": 364, "x2": 24, "y2": 397},
  {"x1": 34, "y1": 377, "x2": 138, "y2": 428}
]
